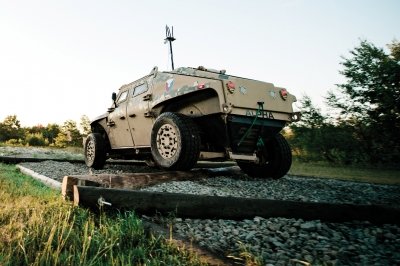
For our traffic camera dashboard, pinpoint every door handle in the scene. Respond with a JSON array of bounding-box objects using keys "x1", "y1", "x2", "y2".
[
  {"x1": 143, "y1": 94, "x2": 152, "y2": 101},
  {"x1": 107, "y1": 120, "x2": 115, "y2": 126},
  {"x1": 129, "y1": 113, "x2": 136, "y2": 118},
  {"x1": 119, "y1": 116, "x2": 126, "y2": 120}
]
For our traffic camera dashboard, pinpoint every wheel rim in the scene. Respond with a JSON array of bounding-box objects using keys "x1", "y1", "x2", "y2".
[
  {"x1": 86, "y1": 139, "x2": 95, "y2": 163},
  {"x1": 156, "y1": 124, "x2": 178, "y2": 159}
]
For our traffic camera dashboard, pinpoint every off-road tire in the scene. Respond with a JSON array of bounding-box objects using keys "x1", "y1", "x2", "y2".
[
  {"x1": 84, "y1": 133, "x2": 106, "y2": 169},
  {"x1": 151, "y1": 112, "x2": 200, "y2": 170},
  {"x1": 237, "y1": 133, "x2": 292, "y2": 179}
]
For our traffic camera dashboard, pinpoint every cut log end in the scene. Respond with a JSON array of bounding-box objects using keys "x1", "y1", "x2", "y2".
[
  {"x1": 73, "y1": 185, "x2": 80, "y2": 206},
  {"x1": 62, "y1": 176, "x2": 79, "y2": 201}
]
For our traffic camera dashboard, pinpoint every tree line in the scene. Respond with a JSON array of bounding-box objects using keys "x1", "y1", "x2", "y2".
[
  {"x1": 0, "y1": 115, "x2": 91, "y2": 148},
  {"x1": 287, "y1": 40, "x2": 400, "y2": 167}
]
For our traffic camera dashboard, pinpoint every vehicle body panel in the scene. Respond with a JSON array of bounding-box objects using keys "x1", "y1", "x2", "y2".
[
  {"x1": 107, "y1": 89, "x2": 134, "y2": 148},
  {"x1": 126, "y1": 79, "x2": 154, "y2": 147}
]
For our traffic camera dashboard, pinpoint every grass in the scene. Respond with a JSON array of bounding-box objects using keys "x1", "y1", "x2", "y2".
[
  {"x1": 0, "y1": 145, "x2": 84, "y2": 160},
  {"x1": 289, "y1": 159, "x2": 400, "y2": 185},
  {"x1": 0, "y1": 163, "x2": 204, "y2": 266}
]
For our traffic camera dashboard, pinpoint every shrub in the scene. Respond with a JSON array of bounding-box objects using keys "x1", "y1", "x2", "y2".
[
  {"x1": 25, "y1": 133, "x2": 47, "y2": 147},
  {"x1": 4, "y1": 138, "x2": 25, "y2": 146}
]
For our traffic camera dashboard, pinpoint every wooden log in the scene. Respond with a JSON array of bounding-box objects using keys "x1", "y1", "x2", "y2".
[
  {"x1": 73, "y1": 185, "x2": 400, "y2": 224},
  {"x1": 64, "y1": 166, "x2": 241, "y2": 192},
  {"x1": 63, "y1": 167, "x2": 241, "y2": 201},
  {"x1": 67, "y1": 171, "x2": 196, "y2": 189},
  {"x1": 62, "y1": 176, "x2": 101, "y2": 200},
  {"x1": 17, "y1": 165, "x2": 61, "y2": 190},
  {"x1": 63, "y1": 171, "x2": 197, "y2": 202}
]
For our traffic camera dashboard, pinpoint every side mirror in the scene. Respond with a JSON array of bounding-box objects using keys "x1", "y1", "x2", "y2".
[
  {"x1": 108, "y1": 92, "x2": 117, "y2": 112},
  {"x1": 112, "y1": 92, "x2": 117, "y2": 106}
]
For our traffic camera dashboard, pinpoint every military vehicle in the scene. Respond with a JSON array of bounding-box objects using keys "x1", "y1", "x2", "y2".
[{"x1": 84, "y1": 66, "x2": 300, "y2": 179}]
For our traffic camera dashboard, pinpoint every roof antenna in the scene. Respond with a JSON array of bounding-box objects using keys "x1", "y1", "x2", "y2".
[{"x1": 164, "y1": 25, "x2": 176, "y2": 70}]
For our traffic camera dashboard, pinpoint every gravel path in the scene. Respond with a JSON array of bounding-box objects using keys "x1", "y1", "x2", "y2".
[{"x1": 19, "y1": 160, "x2": 400, "y2": 265}]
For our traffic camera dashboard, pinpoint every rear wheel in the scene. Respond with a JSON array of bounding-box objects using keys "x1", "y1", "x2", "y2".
[
  {"x1": 237, "y1": 133, "x2": 292, "y2": 179},
  {"x1": 84, "y1": 133, "x2": 106, "y2": 169},
  {"x1": 151, "y1": 112, "x2": 200, "y2": 170}
]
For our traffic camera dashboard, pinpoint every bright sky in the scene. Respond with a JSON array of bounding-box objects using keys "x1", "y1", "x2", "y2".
[{"x1": 0, "y1": 0, "x2": 399, "y2": 126}]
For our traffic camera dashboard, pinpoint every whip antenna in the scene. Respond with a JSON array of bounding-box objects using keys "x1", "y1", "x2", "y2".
[{"x1": 164, "y1": 25, "x2": 176, "y2": 70}]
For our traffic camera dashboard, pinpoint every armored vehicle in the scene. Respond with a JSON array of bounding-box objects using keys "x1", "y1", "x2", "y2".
[{"x1": 85, "y1": 66, "x2": 299, "y2": 179}]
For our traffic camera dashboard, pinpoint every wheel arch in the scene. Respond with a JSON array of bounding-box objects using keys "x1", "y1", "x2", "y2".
[
  {"x1": 90, "y1": 119, "x2": 111, "y2": 152},
  {"x1": 151, "y1": 88, "x2": 222, "y2": 117}
]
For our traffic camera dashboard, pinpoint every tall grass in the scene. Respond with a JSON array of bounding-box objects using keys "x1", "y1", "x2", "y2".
[{"x1": 0, "y1": 164, "x2": 204, "y2": 265}]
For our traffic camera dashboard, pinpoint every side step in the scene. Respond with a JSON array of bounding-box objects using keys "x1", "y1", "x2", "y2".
[{"x1": 228, "y1": 151, "x2": 258, "y2": 162}]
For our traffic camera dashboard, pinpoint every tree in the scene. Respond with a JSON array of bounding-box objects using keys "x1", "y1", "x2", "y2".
[
  {"x1": 327, "y1": 40, "x2": 400, "y2": 164},
  {"x1": 54, "y1": 132, "x2": 68, "y2": 148},
  {"x1": 388, "y1": 39, "x2": 400, "y2": 60},
  {"x1": 43, "y1": 124, "x2": 61, "y2": 145},
  {"x1": 79, "y1": 115, "x2": 91, "y2": 136},
  {"x1": 25, "y1": 123, "x2": 60, "y2": 146},
  {"x1": 289, "y1": 96, "x2": 358, "y2": 163},
  {"x1": 293, "y1": 95, "x2": 325, "y2": 129},
  {"x1": 54, "y1": 120, "x2": 82, "y2": 147},
  {"x1": 289, "y1": 95, "x2": 326, "y2": 160},
  {"x1": 0, "y1": 115, "x2": 24, "y2": 142}
]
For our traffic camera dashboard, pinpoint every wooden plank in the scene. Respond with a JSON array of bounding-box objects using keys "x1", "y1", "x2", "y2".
[
  {"x1": 64, "y1": 166, "x2": 241, "y2": 191},
  {"x1": 62, "y1": 176, "x2": 78, "y2": 200},
  {"x1": 67, "y1": 171, "x2": 197, "y2": 189},
  {"x1": 17, "y1": 165, "x2": 61, "y2": 189},
  {"x1": 63, "y1": 167, "x2": 241, "y2": 201},
  {"x1": 72, "y1": 185, "x2": 400, "y2": 224}
]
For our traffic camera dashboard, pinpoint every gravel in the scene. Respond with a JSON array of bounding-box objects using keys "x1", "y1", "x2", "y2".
[
  {"x1": 18, "y1": 160, "x2": 400, "y2": 265},
  {"x1": 173, "y1": 217, "x2": 400, "y2": 265}
]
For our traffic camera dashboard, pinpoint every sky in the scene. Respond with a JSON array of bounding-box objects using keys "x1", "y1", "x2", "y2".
[{"x1": 0, "y1": 0, "x2": 399, "y2": 127}]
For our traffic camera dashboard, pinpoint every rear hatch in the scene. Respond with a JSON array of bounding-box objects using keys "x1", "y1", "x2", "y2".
[{"x1": 222, "y1": 77, "x2": 296, "y2": 122}]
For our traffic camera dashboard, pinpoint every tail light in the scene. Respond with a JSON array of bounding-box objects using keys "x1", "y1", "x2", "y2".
[
  {"x1": 280, "y1": 88, "x2": 288, "y2": 100},
  {"x1": 226, "y1": 81, "x2": 235, "y2": 93}
]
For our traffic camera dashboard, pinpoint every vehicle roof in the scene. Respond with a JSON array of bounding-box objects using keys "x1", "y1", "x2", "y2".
[{"x1": 118, "y1": 66, "x2": 258, "y2": 91}]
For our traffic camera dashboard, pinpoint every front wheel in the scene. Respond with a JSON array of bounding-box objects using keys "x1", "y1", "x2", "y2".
[
  {"x1": 151, "y1": 112, "x2": 200, "y2": 170},
  {"x1": 84, "y1": 133, "x2": 106, "y2": 169},
  {"x1": 237, "y1": 133, "x2": 292, "y2": 179}
]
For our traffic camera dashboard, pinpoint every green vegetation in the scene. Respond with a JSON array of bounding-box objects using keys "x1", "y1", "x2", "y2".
[
  {"x1": 289, "y1": 159, "x2": 400, "y2": 185},
  {"x1": 0, "y1": 115, "x2": 90, "y2": 148},
  {"x1": 0, "y1": 145, "x2": 84, "y2": 160},
  {"x1": 289, "y1": 40, "x2": 400, "y2": 168},
  {"x1": 0, "y1": 163, "x2": 204, "y2": 266}
]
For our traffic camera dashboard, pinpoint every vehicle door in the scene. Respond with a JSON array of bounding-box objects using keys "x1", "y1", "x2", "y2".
[
  {"x1": 107, "y1": 89, "x2": 135, "y2": 148},
  {"x1": 126, "y1": 79, "x2": 154, "y2": 147}
]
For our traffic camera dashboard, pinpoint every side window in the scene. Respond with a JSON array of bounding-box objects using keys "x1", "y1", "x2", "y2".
[
  {"x1": 132, "y1": 83, "x2": 148, "y2": 97},
  {"x1": 117, "y1": 91, "x2": 128, "y2": 103}
]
